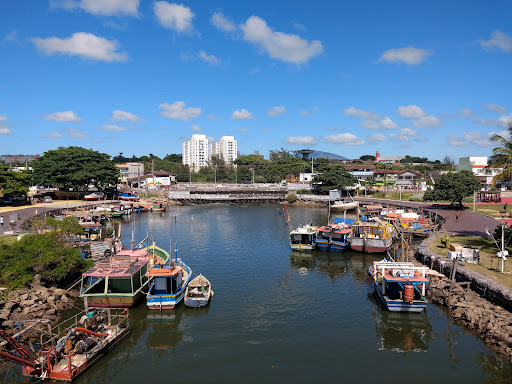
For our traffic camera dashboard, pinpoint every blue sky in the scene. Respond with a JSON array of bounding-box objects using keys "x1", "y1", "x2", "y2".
[{"x1": 1, "y1": 0, "x2": 511, "y2": 162}]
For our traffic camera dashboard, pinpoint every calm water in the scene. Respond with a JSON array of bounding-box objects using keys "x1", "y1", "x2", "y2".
[{"x1": 3, "y1": 204, "x2": 512, "y2": 383}]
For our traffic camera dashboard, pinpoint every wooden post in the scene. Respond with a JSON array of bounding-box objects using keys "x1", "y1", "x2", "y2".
[{"x1": 447, "y1": 259, "x2": 457, "y2": 309}]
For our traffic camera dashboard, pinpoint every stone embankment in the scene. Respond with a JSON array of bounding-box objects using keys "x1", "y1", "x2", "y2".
[{"x1": 417, "y1": 234, "x2": 512, "y2": 362}]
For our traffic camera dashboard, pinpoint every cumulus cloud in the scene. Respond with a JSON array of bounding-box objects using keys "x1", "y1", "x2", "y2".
[
  {"x1": 498, "y1": 115, "x2": 512, "y2": 128},
  {"x1": 389, "y1": 127, "x2": 420, "y2": 142},
  {"x1": 324, "y1": 133, "x2": 364, "y2": 146},
  {"x1": 268, "y1": 106, "x2": 286, "y2": 117},
  {"x1": 285, "y1": 136, "x2": 317, "y2": 145},
  {"x1": 473, "y1": 117, "x2": 498, "y2": 127},
  {"x1": 0, "y1": 125, "x2": 11, "y2": 135},
  {"x1": 198, "y1": 50, "x2": 220, "y2": 65},
  {"x1": 459, "y1": 108, "x2": 474, "y2": 117},
  {"x1": 299, "y1": 107, "x2": 319, "y2": 116},
  {"x1": 367, "y1": 134, "x2": 387, "y2": 143},
  {"x1": 397, "y1": 105, "x2": 426, "y2": 119},
  {"x1": 378, "y1": 46, "x2": 432, "y2": 65},
  {"x1": 109, "y1": 110, "x2": 140, "y2": 122},
  {"x1": 238, "y1": 128, "x2": 249, "y2": 133},
  {"x1": 154, "y1": 2, "x2": 194, "y2": 33},
  {"x1": 211, "y1": 12, "x2": 236, "y2": 32},
  {"x1": 100, "y1": 124, "x2": 126, "y2": 131},
  {"x1": 480, "y1": 30, "x2": 512, "y2": 53},
  {"x1": 43, "y1": 110, "x2": 82, "y2": 122},
  {"x1": 413, "y1": 115, "x2": 442, "y2": 128},
  {"x1": 191, "y1": 125, "x2": 202, "y2": 131},
  {"x1": 231, "y1": 109, "x2": 254, "y2": 120},
  {"x1": 159, "y1": 101, "x2": 201, "y2": 120},
  {"x1": 45, "y1": 131, "x2": 63, "y2": 139},
  {"x1": 360, "y1": 120, "x2": 380, "y2": 130},
  {"x1": 79, "y1": 0, "x2": 139, "y2": 16},
  {"x1": 464, "y1": 131, "x2": 492, "y2": 147},
  {"x1": 31, "y1": 32, "x2": 128, "y2": 62},
  {"x1": 207, "y1": 115, "x2": 219, "y2": 121},
  {"x1": 448, "y1": 135, "x2": 466, "y2": 146},
  {"x1": 343, "y1": 107, "x2": 381, "y2": 120},
  {"x1": 240, "y1": 16, "x2": 323, "y2": 64},
  {"x1": 380, "y1": 117, "x2": 398, "y2": 130},
  {"x1": 484, "y1": 104, "x2": 508, "y2": 114},
  {"x1": 67, "y1": 128, "x2": 87, "y2": 138}
]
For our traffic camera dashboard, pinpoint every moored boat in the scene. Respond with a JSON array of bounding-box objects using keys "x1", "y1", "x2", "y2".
[
  {"x1": 290, "y1": 225, "x2": 318, "y2": 251},
  {"x1": 330, "y1": 200, "x2": 359, "y2": 211},
  {"x1": 316, "y1": 218, "x2": 354, "y2": 252},
  {"x1": 349, "y1": 220, "x2": 394, "y2": 253},
  {"x1": 369, "y1": 261, "x2": 429, "y2": 313},
  {"x1": 118, "y1": 192, "x2": 139, "y2": 202},
  {"x1": 184, "y1": 274, "x2": 213, "y2": 307}
]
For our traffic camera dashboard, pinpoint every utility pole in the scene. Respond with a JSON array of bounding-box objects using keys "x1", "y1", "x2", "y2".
[{"x1": 250, "y1": 168, "x2": 255, "y2": 185}]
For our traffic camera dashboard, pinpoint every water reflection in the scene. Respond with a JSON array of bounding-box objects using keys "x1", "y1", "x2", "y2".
[
  {"x1": 368, "y1": 292, "x2": 432, "y2": 353},
  {"x1": 145, "y1": 308, "x2": 184, "y2": 351}
]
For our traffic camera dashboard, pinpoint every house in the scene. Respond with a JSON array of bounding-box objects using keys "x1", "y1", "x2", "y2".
[
  {"x1": 396, "y1": 170, "x2": 424, "y2": 189},
  {"x1": 456, "y1": 157, "x2": 503, "y2": 190},
  {"x1": 375, "y1": 151, "x2": 404, "y2": 164},
  {"x1": 372, "y1": 169, "x2": 401, "y2": 187},
  {"x1": 345, "y1": 164, "x2": 375, "y2": 183},
  {"x1": 127, "y1": 171, "x2": 176, "y2": 188}
]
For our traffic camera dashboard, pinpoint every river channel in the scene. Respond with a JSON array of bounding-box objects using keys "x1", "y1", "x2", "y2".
[{"x1": 4, "y1": 204, "x2": 512, "y2": 383}]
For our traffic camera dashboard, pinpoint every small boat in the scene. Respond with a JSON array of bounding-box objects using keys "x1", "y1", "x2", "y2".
[
  {"x1": 316, "y1": 218, "x2": 355, "y2": 252},
  {"x1": 0, "y1": 308, "x2": 129, "y2": 382},
  {"x1": 151, "y1": 203, "x2": 166, "y2": 212},
  {"x1": 290, "y1": 225, "x2": 318, "y2": 251},
  {"x1": 349, "y1": 219, "x2": 395, "y2": 253},
  {"x1": 184, "y1": 274, "x2": 212, "y2": 307},
  {"x1": 145, "y1": 241, "x2": 192, "y2": 310},
  {"x1": 118, "y1": 192, "x2": 140, "y2": 202},
  {"x1": 369, "y1": 261, "x2": 429, "y2": 313},
  {"x1": 330, "y1": 200, "x2": 358, "y2": 211},
  {"x1": 84, "y1": 191, "x2": 105, "y2": 201}
]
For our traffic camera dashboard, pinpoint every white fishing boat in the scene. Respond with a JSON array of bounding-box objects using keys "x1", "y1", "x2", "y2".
[
  {"x1": 184, "y1": 274, "x2": 213, "y2": 307},
  {"x1": 330, "y1": 200, "x2": 359, "y2": 211}
]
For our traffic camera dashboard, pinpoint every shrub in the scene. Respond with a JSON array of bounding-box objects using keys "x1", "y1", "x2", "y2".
[
  {"x1": 286, "y1": 194, "x2": 297, "y2": 203},
  {"x1": 296, "y1": 189, "x2": 311, "y2": 195}
]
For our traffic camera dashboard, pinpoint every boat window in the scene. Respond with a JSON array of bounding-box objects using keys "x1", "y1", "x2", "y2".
[
  {"x1": 108, "y1": 277, "x2": 133, "y2": 293},
  {"x1": 133, "y1": 270, "x2": 141, "y2": 291},
  {"x1": 85, "y1": 277, "x2": 105, "y2": 294}
]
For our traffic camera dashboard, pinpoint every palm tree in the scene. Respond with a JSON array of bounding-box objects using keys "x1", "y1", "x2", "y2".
[{"x1": 488, "y1": 122, "x2": 512, "y2": 185}]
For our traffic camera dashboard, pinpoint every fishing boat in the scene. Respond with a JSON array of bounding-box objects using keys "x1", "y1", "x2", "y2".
[
  {"x1": 0, "y1": 308, "x2": 129, "y2": 381},
  {"x1": 84, "y1": 191, "x2": 105, "y2": 201},
  {"x1": 80, "y1": 239, "x2": 169, "y2": 308},
  {"x1": 290, "y1": 225, "x2": 318, "y2": 251},
  {"x1": 384, "y1": 212, "x2": 439, "y2": 236},
  {"x1": 330, "y1": 200, "x2": 359, "y2": 211},
  {"x1": 145, "y1": 241, "x2": 192, "y2": 310},
  {"x1": 349, "y1": 219, "x2": 395, "y2": 253},
  {"x1": 369, "y1": 261, "x2": 429, "y2": 313},
  {"x1": 316, "y1": 218, "x2": 354, "y2": 252},
  {"x1": 184, "y1": 274, "x2": 213, "y2": 307},
  {"x1": 118, "y1": 192, "x2": 139, "y2": 202}
]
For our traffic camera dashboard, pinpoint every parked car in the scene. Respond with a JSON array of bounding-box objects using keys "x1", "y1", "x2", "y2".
[
  {"x1": 43, "y1": 196, "x2": 53, "y2": 203},
  {"x1": 215, "y1": 184, "x2": 228, "y2": 188},
  {"x1": 0, "y1": 196, "x2": 13, "y2": 205}
]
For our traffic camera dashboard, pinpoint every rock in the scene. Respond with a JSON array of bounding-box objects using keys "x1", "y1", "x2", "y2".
[
  {"x1": 32, "y1": 274, "x2": 42, "y2": 286},
  {"x1": 45, "y1": 308, "x2": 57, "y2": 316},
  {"x1": 20, "y1": 299, "x2": 35, "y2": 307},
  {"x1": 3, "y1": 301, "x2": 18, "y2": 311},
  {"x1": 19, "y1": 293, "x2": 30, "y2": 301}
]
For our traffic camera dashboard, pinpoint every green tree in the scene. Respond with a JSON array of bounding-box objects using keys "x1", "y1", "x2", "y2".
[
  {"x1": 0, "y1": 166, "x2": 31, "y2": 195},
  {"x1": 32, "y1": 147, "x2": 120, "y2": 190},
  {"x1": 488, "y1": 121, "x2": 512, "y2": 184},
  {"x1": 423, "y1": 170, "x2": 481, "y2": 208},
  {"x1": 360, "y1": 155, "x2": 376, "y2": 161},
  {"x1": 311, "y1": 166, "x2": 358, "y2": 194}
]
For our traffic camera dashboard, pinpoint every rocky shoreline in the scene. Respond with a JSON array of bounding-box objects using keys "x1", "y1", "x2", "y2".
[{"x1": 418, "y1": 234, "x2": 512, "y2": 362}]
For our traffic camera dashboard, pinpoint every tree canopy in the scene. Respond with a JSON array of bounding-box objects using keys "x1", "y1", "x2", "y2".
[
  {"x1": 488, "y1": 121, "x2": 512, "y2": 184},
  {"x1": 423, "y1": 170, "x2": 481, "y2": 208},
  {"x1": 311, "y1": 165, "x2": 358, "y2": 194},
  {"x1": 0, "y1": 166, "x2": 31, "y2": 195},
  {"x1": 32, "y1": 146, "x2": 119, "y2": 190}
]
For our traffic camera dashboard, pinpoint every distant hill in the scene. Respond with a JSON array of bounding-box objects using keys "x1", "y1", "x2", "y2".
[{"x1": 309, "y1": 151, "x2": 348, "y2": 160}]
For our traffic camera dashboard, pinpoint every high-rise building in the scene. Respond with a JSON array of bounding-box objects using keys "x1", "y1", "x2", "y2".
[
  {"x1": 182, "y1": 134, "x2": 209, "y2": 171},
  {"x1": 209, "y1": 136, "x2": 238, "y2": 164}
]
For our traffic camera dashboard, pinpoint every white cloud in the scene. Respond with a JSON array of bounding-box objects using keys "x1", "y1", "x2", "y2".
[
  {"x1": 459, "y1": 108, "x2": 474, "y2": 117},
  {"x1": 473, "y1": 117, "x2": 498, "y2": 127},
  {"x1": 240, "y1": 16, "x2": 323, "y2": 64},
  {"x1": 110, "y1": 110, "x2": 140, "y2": 122},
  {"x1": 397, "y1": 105, "x2": 426, "y2": 118},
  {"x1": 0, "y1": 125, "x2": 11, "y2": 135},
  {"x1": 367, "y1": 134, "x2": 387, "y2": 143},
  {"x1": 299, "y1": 110, "x2": 309, "y2": 116},
  {"x1": 67, "y1": 128, "x2": 87, "y2": 138},
  {"x1": 31, "y1": 32, "x2": 128, "y2": 62},
  {"x1": 198, "y1": 50, "x2": 220, "y2": 65},
  {"x1": 324, "y1": 133, "x2": 365, "y2": 146},
  {"x1": 390, "y1": 127, "x2": 420, "y2": 142},
  {"x1": 43, "y1": 110, "x2": 82, "y2": 122},
  {"x1": 231, "y1": 108, "x2": 254, "y2": 120},
  {"x1": 343, "y1": 107, "x2": 381, "y2": 120},
  {"x1": 464, "y1": 131, "x2": 492, "y2": 147},
  {"x1": 80, "y1": 0, "x2": 139, "y2": 16},
  {"x1": 159, "y1": 101, "x2": 201, "y2": 120},
  {"x1": 285, "y1": 136, "x2": 317, "y2": 145},
  {"x1": 191, "y1": 125, "x2": 202, "y2": 131},
  {"x1": 3, "y1": 30, "x2": 17, "y2": 43},
  {"x1": 448, "y1": 135, "x2": 466, "y2": 146},
  {"x1": 45, "y1": 131, "x2": 63, "y2": 139},
  {"x1": 268, "y1": 106, "x2": 286, "y2": 117},
  {"x1": 0, "y1": 115, "x2": 6, "y2": 121},
  {"x1": 238, "y1": 128, "x2": 249, "y2": 133},
  {"x1": 154, "y1": 2, "x2": 194, "y2": 33},
  {"x1": 360, "y1": 120, "x2": 380, "y2": 130},
  {"x1": 485, "y1": 104, "x2": 508, "y2": 114},
  {"x1": 211, "y1": 12, "x2": 236, "y2": 32},
  {"x1": 207, "y1": 115, "x2": 219, "y2": 121},
  {"x1": 498, "y1": 115, "x2": 512, "y2": 128},
  {"x1": 49, "y1": 0, "x2": 79, "y2": 11},
  {"x1": 100, "y1": 124, "x2": 126, "y2": 131},
  {"x1": 380, "y1": 117, "x2": 398, "y2": 130},
  {"x1": 378, "y1": 46, "x2": 432, "y2": 65},
  {"x1": 413, "y1": 115, "x2": 442, "y2": 128},
  {"x1": 480, "y1": 30, "x2": 512, "y2": 53}
]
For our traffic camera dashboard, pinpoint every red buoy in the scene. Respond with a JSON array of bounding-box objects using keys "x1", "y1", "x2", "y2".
[{"x1": 403, "y1": 284, "x2": 414, "y2": 302}]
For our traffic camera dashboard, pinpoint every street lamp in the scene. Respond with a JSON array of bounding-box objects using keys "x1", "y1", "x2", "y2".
[
  {"x1": 499, "y1": 211, "x2": 508, "y2": 274},
  {"x1": 214, "y1": 166, "x2": 217, "y2": 184},
  {"x1": 249, "y1": 168, "x2": 255, "y2": 185}
]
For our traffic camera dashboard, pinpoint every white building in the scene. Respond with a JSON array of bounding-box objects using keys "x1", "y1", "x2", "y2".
[
  {"x1": 456, "y1": 156, "x2": 503, "y2": 190},
  {"x1": 116, "y1": 163, "x2": 144, "y2": 183},
  {"x1": 209, "y1": 136, "x2": 238, "y2": 164},
  {"x1": 182, "y1": 134, "x2": 209, "y2": 171}
]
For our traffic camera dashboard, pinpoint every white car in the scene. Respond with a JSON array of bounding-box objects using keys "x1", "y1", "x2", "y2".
[{"x1": 216, "y1": 184, "x2": 228, "y2": 188}]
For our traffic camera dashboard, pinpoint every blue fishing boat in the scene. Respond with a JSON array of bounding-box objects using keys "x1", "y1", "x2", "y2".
[
  {"x1": 316, "y1": 218, "x2": 355, "y2": 252},
  {"x1": 145, "y1": 241, "x2": 192, "y2": 310},
  {"x1": 369, "y1": 261, "x2": 429, "y2": 313},
  {"x1": 118, "y1": 191, "x2": 140, "y2": 202}
]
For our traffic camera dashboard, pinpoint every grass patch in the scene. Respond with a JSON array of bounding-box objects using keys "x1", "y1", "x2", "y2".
[
  {"x1": 0, "y1": 236, "x2": 19, "y2": 245},
  {"x1": 430, "y1": 235, "x2": 512, "y2": 288}
]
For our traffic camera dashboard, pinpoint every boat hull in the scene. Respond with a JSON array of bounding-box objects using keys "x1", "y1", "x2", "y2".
[
  {"x1": 349, "y1": 237, "x2": 392, "y2": 253},
  {"x1": 374, "y1": 282, "x2": 427, "y2": 313},
  {"x1": 184, "y1": 297, "x2": 209, "y2": 307},
  {"x1": 316, "y1": 240, "x2": 348, "y2": 252},
  {"x1": 290, "y1": 243, "x2": 316, "y2": 251},
  {"x1": 85, "y1": 292, "x2": 142, "y2": 308},
  {"x1": 147, "y1": 289, "x2": 186, "y2": 310}
]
